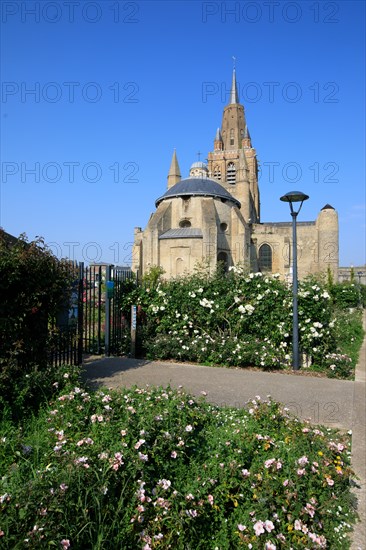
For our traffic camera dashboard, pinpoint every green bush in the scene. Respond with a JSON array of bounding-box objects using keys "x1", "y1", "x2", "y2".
[
  {"x1": 329, "y1": 282, "x2": 361, "y2": 309},
  {"x1": 0, "y1": 232, "x2": 76, "y2": 419},
  {"x1": 119, "y1": 268, "x2": 362, "y2": 378},
  {"x1": 0, "y1": 381, "x2": 357, "y2": 549}
]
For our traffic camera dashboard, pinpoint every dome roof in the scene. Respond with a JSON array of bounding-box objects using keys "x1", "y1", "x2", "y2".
[
  {"x1": 190, "y1": 161, "x2": 208, "y2": 171},
  {"x1": 155, "y1": 177, "x2": 241, "y2": 208}
]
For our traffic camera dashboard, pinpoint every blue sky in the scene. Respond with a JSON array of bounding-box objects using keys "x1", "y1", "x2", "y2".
[{"x1": 1, "y1": 0, "x2": 365, "y2": 267}]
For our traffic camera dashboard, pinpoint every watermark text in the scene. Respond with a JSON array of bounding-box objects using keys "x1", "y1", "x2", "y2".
[
  {"x1": 2, "y1": 81, "x2": 139, "y2": 103},
  {"x1": 2, "y1": 161, "x2": 139, "y2": 184},
  {"x1": 1, "y1": 1, "x2": 139, "y2": 23}
]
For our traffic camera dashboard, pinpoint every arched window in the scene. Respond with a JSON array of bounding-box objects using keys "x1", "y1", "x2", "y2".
[
  {"x1": 179, "y1": 219, "x2": 191, "y2": 228},
  {"x1": 258, "y1": 244, "x2": 272, "y2": 272},
  {"x1": 213, "y1": 165, "x2": 221, "y2": 181},
  {"x1": 230, "y1": 129, "x2": 234, "y2": 146},
  {"x1": 227, "y1": 162, "x2": 236, "y2": 184},
  {"x1": 217, "y1": 251, "x2": 229, "y2": 272}
]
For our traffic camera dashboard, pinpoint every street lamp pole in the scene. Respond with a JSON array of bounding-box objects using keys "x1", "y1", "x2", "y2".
[{"x1": 280, "y1": 191, "x2": 309, "y2": 371}]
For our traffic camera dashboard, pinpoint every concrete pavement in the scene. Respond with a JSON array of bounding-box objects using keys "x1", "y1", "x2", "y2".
[{"x1": 81, "y1": 311, "x2": 365, "y2": 549}]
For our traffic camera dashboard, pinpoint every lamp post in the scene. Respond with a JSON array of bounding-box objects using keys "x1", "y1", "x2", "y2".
[{"x1": 280, "y1": 191, "x2": 309, "y2": 370}]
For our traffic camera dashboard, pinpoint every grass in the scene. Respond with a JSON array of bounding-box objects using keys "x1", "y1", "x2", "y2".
[{"x1": 0, "y1": 374, "x2": 359, "y2": 549}]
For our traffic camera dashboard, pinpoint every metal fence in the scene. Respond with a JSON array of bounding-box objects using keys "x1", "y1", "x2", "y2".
[{"x1": 49, "y1": 262, "x2": 134, "y2": 366}]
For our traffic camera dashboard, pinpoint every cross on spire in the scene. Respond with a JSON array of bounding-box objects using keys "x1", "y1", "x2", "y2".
[
  {"x1": 197, "y1": 151, "x2": 201, "y2": 161},
  {"x1": 232, "y1": 55, "x2": 236, "y2": 69}
]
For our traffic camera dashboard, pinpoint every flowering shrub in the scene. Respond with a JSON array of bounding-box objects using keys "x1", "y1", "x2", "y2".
[
  {"x1": 324, "y1": 353, "x2": 353, "y2": 379},
  {"x1": 124, "y1": 268, "x2": 361, "y2": 378},
  {"x1": 0, "y1": 377, "x2": 357, "y2": 548}
]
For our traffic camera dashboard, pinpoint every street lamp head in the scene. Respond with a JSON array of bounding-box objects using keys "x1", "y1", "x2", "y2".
[
  {"x1": 280, "y1": 191, "x2": 309, "y2": 215},
  {"x1": 280, "y1": 191, "x2": 309, "y2": 203}
]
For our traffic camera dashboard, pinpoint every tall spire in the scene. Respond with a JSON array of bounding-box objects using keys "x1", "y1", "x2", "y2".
[
  {"x1": 215, "y1": 127, "x2": 222, "y2": 141},
  {"x1": 214, "y1": 127, "x2": 223, "y2": 151},
  {"x1": 220, "y1": 66, "x2": 246, "y2": 150},
  {"x1": 167, "y1": 149, "x2": 181, "y2": 189},
  {"x1": 242, "y1": 124, "x2": 252, "y2": 148},
  {"x1": 230, "y1": 67, "x2": 239, "y2": 104}
]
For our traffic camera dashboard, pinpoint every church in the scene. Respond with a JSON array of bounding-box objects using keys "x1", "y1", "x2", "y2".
[{"x1": 132, "y1": 69, "x2": 339, "y2": 281}]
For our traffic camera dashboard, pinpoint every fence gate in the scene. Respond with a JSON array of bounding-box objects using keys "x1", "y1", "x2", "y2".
[
  {"x1": 50, "y1": 262, "x2": 134, "y2": 366},
  {"x1": 79, "y1": 263, "x2": 134, "y2": 358}
]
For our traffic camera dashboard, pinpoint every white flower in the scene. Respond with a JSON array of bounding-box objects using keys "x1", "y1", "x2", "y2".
[
  {"x1": 185, "y1": 425, "x2": 193, "y2": 432},
  {"x1": 253, "y1": 520, "x2": 265, "y2": 535},
  {"x1": 157, "y1": 479, "x2": 171, "y2": 490},
  {"x1": 199, "y1": 298, "x2": 214, "y2": 308},
  {"x1": 264, "y1": 520, "x2": 275, "y2": 532},
  {"x1": 238, "y1": 304, "x2": 255, "y2": 315}
]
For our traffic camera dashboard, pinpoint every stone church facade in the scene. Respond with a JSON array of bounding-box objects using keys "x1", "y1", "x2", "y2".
[{"x1": 132, "y1": 70, "x2": 339, "y2": 281}]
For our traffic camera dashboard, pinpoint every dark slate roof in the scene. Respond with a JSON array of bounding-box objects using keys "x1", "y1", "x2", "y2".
[
  {"x1": 321, "y1": 204, "x2": 335, "y2": 210},
  {"x1": 159, "y1": 228, "x2": 203, "y2": 240},
  {"x1": 259, "y1": 221, "x2": 316, "y2": 227},
  {"x1": 155, "y1": 177, "x2": 241, "y2": 208}
]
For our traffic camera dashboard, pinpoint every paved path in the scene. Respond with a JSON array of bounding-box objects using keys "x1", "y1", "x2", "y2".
[
  {"x1": 81, "y1": 311, "x2": 366, "y2": 550},
  {"x1": 82, "y1": 357, "x2": 354, "y2": 429}
]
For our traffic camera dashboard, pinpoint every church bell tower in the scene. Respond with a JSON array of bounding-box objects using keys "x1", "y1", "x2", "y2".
[{"x1": 207, "y1": 68, "x2": 260, "y2": 223}]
